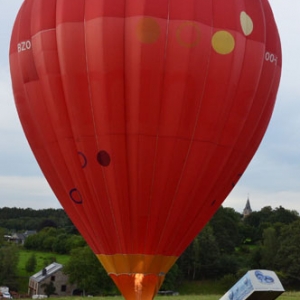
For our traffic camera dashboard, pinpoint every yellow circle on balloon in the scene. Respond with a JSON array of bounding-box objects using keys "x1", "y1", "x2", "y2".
[
  {"x1": 212, "y1": 31, "x2": 235, "y2": 55},
  {"x1": 136, "y1": 17, "x2": 161, "y2": 44}
]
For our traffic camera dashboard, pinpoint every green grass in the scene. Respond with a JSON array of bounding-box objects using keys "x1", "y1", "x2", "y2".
[
  {"x1": 281, "y1": 292, "x2": 300, "y2": 298},
  {"x1": 177, "y1": 280, "x2": 225, "y2": 295},
  {"x1": 18, "y1": 249, "x2": 70, "y2": 276},
  {"x1": 17, "y1": 249, "x2": 70, "y2": 292},
  {"x1": 18, "y1": 293, "x2": 298, "y2": 300}
]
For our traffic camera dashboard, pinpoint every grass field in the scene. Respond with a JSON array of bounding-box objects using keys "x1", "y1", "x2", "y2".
[
  {"x1": 18, "y1": 249, "x2": 70, "y2": 277},
  {"x1": 29, "y1": 293, "x2": 299, "y2": 300},
  {"x1": 17, "y1": 249, "x2": 70, "y2": 292}
]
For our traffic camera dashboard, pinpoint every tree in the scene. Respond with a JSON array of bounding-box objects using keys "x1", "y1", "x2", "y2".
[
  {"x1": 177, "y1": 232, "x2": 205, "y2": 281},
  {"x1": 0, "y1": 244, "x2": 19, "y2": 290},
  {"x1": 0, "y1": 228, "x2": 6, "y2": 246},
  {"x1": 64, "y1": 246, "x2": 115, "y2": 295},
  {"x1": 243, "y1": 206, "x2": 300, "y2": 245},
  {"x1": 38, "y1": 219, "x2": 58, "y2": 231},
  {"x1": 161, "y1": 264, "x2": 180, "y2": 291},
  {"x1": 210, "y1": 206, "x2": 241, "y2": 253},
  {"x1": 275, "y1": 220, "x2": 300, "y2": 287},
  {"x1": 0, "y1": 207, "x2": 71, "y2": 231},
  {"x1": 270, "y1": 206, "x2": 299, "y2": 225},
  {"x1": 41, "y1": 281, "x2": 56, "y2": 297},
  {"x1": 216, "y1": 254, "x2": 240, "y2": 278},
  {"x1": 177, "y1": 240, "x2": 195, "y2": 280},
  {"x1": 249, "y1": 247, "x2": 263, "y2": 269},
  {"x1": 65, "y1": 235, "x2": 86, "y2": 251},
  {"x1": 260, "y1": 227, "x2": 278, "y2": 269},
  {"x1": 42, "y1": 236, "x2": 56, "y2": 252},
  {"x1": 198, "y1": 225, "x2": 220, "y2": 279},
  {"x1": 52, "y1": 233, "x2": 69, "y2": 254},
  {"x1": 24, "y1": 227, "x2": 77, "y2": 254},
  {"x1": 25, "y1": 253, "x2": 37, "y2": 274},
  {"x1": 192, "y1": 235, "x2": 201, "y2": 280}
]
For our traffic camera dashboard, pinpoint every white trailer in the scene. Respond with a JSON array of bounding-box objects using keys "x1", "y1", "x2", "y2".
[
  {"x1": 0, "y1": 287, "x2": 9, "y2": 294},
  {"x1": 220, "y1": 270, "x2": 284, "y2": 300}
]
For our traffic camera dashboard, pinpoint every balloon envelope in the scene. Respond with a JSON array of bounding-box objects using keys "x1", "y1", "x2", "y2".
[{"x1": 9, "y1": 0, "x2": 281, "y2": 299}]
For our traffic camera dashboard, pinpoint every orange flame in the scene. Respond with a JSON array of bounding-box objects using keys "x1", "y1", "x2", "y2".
[{"x1": 134, "y1": 273, "x2": 144, "y2": 295}]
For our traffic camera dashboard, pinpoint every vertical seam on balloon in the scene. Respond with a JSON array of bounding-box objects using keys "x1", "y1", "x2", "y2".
[
  {"x1": 175, "y1": 0, "x2": 279, "y2": 254},
  {"x1": 144, "y1": 0, "x2": 172, "y2": 256},
  {"x1": 120, "y1": 0, "x2": 129, "y2": 253},
  {"x1": 172, "y1": 1, "x2": 251, "y2": 251},
  {"x1": 19, "y1": 1, "x2": 97, "y2": 253},
  {"x1": 83, "y1": 3, "x2": 99, "y2": 147},
  {"x1": 82, "y1": 1, "x2": 110, "y2": 247},
  {"x1": 180, "y1": 0, "x2": 220, "y2": 236},
  {"x1": 155, "y1": 0, "x2": 215, "y2": 254},
  {"x1": 168, "y1": 0, "x2": 239, "y2": 254},
  {"x1": 81, "y1": 0, "x2": 108, "y2": 251},
  {"x1": 54, "y1": 2, "x2": 94, "y2": 249},
  {"x1": 27, "y1": 3, "x2": 76, "y2": 222},
  {"x1": 230, "y1": 0, "x2": 278, "y2": 171},
  {"x1": 53, "y1": 1, "x2": 102, "y2": 253},
  {"x1": 171, "y1": 0, "x2": 254, "y2": 254},
  {"x1": 216, "y1": 0, "x2": 268, "y2": 179},
  {"x1": 136, "y1": 7, "x2": 143, "y2": 255},
  {"x1": 83, "y1": 0, "x2": 124, "y2": 253},
  {"x1": 121, "y1": 0, "x2": 139, "y2": 255},
  {"x1": 123, "y1": 0, "x2": 134, "y2": 254}
]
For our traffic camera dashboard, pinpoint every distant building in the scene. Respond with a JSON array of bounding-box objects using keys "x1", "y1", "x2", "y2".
[
  {"x1": 9, "y1": 233, "x2": 26, "y2": 244},
  {"x1": 243, "y1": 197, "x2": 252, "y2": 218},
  {"x1": 24, "y1": 230, "x2": 37, "y2": 238},
  {"x1": 28, "y1": 262, "x2": 77, "y2": 297},
  {"x1": 6, "y1": 230, "x2": 36, "y2": 245}
]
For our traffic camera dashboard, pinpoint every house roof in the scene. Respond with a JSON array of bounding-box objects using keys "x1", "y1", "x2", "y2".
[
  {"x1": 11, "y1": 233, "x2": 25, "y2": 240},
  {"x1": 24, "y1": 230, "x2": 37, "y2": 237},
  {"x1": 30, "y1": 262, "x2": 63, "y2": 283}
]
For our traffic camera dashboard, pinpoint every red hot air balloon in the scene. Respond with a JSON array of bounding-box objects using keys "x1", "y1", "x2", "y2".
[{"x1": 9, "y1": 0, "x2": 281, "y2": 299}]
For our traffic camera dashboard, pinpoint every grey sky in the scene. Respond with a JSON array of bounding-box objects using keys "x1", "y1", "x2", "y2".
[{"x1": 0, "y1": 0, "x2": 299, "y2": 213}]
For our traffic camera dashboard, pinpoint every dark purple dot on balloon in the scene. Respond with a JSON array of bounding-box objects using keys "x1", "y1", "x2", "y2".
[
  {"x1": 69, "y1": 188, "x2": 83, "y2": 204},
  {"x1": 97, "y1": 150, "x2": 111, "y2": 167},
  {"x1": 211, "y1": 199, "x2": 216, "y2": 206},
  {"x1": 78, "y1": 151, "x2": 87, "y2": 168}
]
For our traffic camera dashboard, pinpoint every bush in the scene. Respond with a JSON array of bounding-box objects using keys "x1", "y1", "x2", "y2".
[{"x1": 219, "y1": 274, "x2": 237, "y2": 290}]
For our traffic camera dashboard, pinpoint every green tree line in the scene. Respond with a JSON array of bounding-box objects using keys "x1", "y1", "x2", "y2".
[
  {"x1": 176, "y1": 206, "x2": 300, "y2": 289},
  {"x1": 0, "y1": 207, "x2": 73, "y2": 231},
  {"x1": 0, "y1": 205, "x2": 300, "y2": 295}
]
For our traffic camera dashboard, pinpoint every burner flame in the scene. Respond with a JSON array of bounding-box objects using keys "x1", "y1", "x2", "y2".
[{"x1": 134, "y1": 273, "x2": 144, "y2": 294}]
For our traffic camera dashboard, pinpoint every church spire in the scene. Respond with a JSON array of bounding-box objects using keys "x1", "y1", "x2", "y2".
[{"x1": 243, "y1": 196, "x2": 252, "y2": 218}]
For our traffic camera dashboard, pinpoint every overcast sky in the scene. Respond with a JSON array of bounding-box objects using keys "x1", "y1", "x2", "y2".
[{"x1": 0, "y1": 0, "x2": 299, "y2": 213}]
